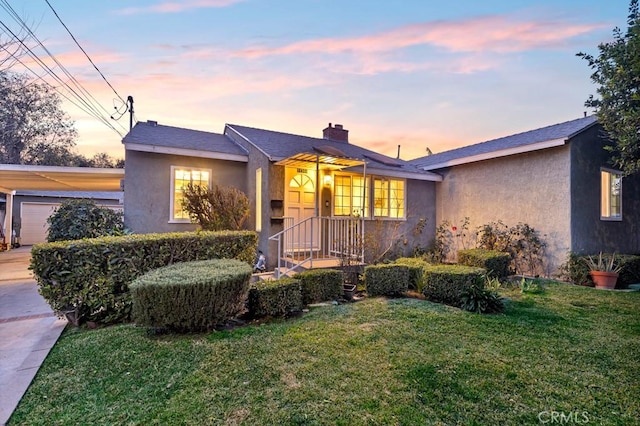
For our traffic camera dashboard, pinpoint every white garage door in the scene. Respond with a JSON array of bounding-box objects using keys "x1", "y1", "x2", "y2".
[{"x1": 20, "y1": 203, "x2": 60, "y2": 245}]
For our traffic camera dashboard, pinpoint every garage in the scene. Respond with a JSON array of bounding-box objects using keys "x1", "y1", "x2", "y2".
[{"x1": 19, "y1": 203, "x2": 61, "y2": 245}]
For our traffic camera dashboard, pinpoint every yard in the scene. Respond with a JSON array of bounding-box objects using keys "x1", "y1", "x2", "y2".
[{"x1": 10, "y1": 283, "x2": 640, "y2": 425}]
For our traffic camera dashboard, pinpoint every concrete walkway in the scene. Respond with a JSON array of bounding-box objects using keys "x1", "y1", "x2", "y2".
[{"x1": 0, "y1": 247, "x2": 66, "y2": 426}]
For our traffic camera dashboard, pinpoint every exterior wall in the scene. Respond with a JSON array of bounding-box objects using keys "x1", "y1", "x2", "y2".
[
  {"x1": 570, "y1": 126, "x2": 640, "y2": 255},
  {"x1": 434, "y1": 146, "x2": 572, "y2": 275},
  {"x1": 123, "y1": 150, "x2": 247, "y2": 234}
]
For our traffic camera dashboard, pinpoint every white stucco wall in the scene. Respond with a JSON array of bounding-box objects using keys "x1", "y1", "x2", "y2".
[{"x1": 434, "y1": 145, "x2": 572, "y2": 276}]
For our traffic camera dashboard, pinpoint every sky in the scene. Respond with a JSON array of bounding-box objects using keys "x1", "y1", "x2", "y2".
[{"x1": 0, "y1": 0, "x2": 631, "y2": 161}]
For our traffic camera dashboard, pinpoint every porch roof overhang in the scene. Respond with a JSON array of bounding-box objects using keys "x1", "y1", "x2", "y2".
[
  {"x1": 0, "y1": 164, "x2": 124, "y2": 194},
  {"x1": 273, "y1": 152, "x2": 365, "y2": 170}
]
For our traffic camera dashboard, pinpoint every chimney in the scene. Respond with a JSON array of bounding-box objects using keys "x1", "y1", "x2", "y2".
[
  {"x1": 147, "y1": 120, "x2": 158, "y2": 127},
  {"x1": 322, "y1": 122, "x2": 349, "y2": 143}
]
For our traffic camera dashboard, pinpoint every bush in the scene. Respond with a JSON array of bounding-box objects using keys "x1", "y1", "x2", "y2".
[
  {"x1": 182, "y1": 183, "x2": 250, "y2": 231},
  {"x1": 422, "y1": 264, "x2": 485, "y2": 307},
  {"x1": 297, "y1": 269, "x2": 344, "y2": 304},
  {"x1": 31, "y1": 230, "x2": 257, "y2": 326},
  {"x1": 247, "y1": 278, "x2": 303, "y2": 318},
  {"x1": 130, "y1": 259, "x2": 252, "y2": 332},
  {"x1": 394, "y1": 257, "x2": 430, "y2": 291},
  {"x1": 459, "y1": 283, "x2": 504, "y2": 314},
  {"x1": 364, "y1": 264, "x2": 409, "y2": 297},
  {"x1": 46, "y1": 199, "x2": 124, "y2": 242},
  {"x1": 560, "y1": 252, "x2": 640, "y2": 288},
  {"x1": 458, "y1": 249, "x2": 510, "y2": 279}
]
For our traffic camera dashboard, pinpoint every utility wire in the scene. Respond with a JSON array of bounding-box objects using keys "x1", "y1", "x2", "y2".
[
  {"x1": 0, "y1": 0, "x2": 127, "y2": 136},
  {"x1": 44, "y1": 0, "x2": 126, "y2": 105}
]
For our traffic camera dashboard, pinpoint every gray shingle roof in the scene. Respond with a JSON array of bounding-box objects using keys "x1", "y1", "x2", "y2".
[
  {"x1": 226, "y1": 124, "x2": 435, "y2": 176},
  {"x1": 410, "y1": 115, "x2": 598, "y2": 169},
  {"x1": 123, "y1": 121, "x2": 248, "y2": 156}
]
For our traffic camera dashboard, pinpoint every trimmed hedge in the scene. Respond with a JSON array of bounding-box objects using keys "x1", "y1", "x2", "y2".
[
  {"x1": 247, "y1": 277, "x2": 303, "y2": 318},
  {"x1": 297, "y1": 269, "x2": 344, "y2": 304},
  {"x1": 394, "y1": 257, "x2": 430, "y2": 291},
  {"x1": 560, "y1": 253, "x2": 640, "y2": 288},
  {"x1": 364, "y1": 264, "x2": 409, "y2": 297},
  {"x1": 422, "y1": 264, "x2": 485, "y2": 307},
  {"x1": 458, "y1": 249, "x2": 510, "y2": 279},
  {"x1": 130, "y1": 259, "x2": 252, "y2": 332},
  {"x1": 30, "y1": 230, "x2": 257, "y2": 325}
]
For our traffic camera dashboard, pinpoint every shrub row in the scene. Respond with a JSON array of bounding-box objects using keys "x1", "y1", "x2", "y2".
[
  {"x1": 130, "y1": 259, "x2": 252, "y2": 332},
  {"x1": 421, "y1": 264, "x2": 485, "y2": 307},
  {"x1": 364, "y1": 264, "x2": 410, "y2": 297},
  {"x1": 560, "y1": 253, "x2": 640, "y2": 288},
  {"x1": 297, "y1": 269, "x2": 344, "y2": 304},
  {"x1": 247, "y1": 277, "x2": 304, "y2": 318},
  {"x1": 31, "y1": 230, "x2": 258, "y2": 325},
  {"x1": 457, "y1": 249, "x2": 510, "y2": 279},
  {"x1": 394, "y1": 257, "x2": 430, "y2": 291}
]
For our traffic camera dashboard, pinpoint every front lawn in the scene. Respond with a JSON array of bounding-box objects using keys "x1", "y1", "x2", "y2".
[{"x1": 10, "y1": 283, "x2": 640, "y2": 425}]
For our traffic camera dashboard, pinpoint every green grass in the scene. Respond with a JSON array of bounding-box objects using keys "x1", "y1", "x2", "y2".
[{"x1": 10, "y1": 283, "x2": 640, "y2": 425}]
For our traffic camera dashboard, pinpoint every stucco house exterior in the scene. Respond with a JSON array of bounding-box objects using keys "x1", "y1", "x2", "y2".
[
  {"x1": 123, "y1": 121, "x2": 441, "y2": 272},
  {"x1": 409, "y1": 115, "x2": 640, "y2": 274}
]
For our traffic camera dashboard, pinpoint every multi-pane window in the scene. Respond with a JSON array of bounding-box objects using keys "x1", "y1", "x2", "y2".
[
  {"x1": 171, "y1": 166, "x2": 211, "y2": 222},
  {"x1": 601, "y1": 169, "x2": 622, "y2": 220},
  {"x1": 373, "y1": 178, "x2": 405, "y2": 218},
  {"x1": 334, "y1": 175, "x2": 368, "y2": 217}
]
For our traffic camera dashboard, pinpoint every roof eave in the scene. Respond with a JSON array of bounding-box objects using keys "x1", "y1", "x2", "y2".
[
  {"x1": 419, "y1": 137, "x2": 567, "y2": 171},
  {"x1": 125, "y1": 143, "x2": 249, "y2": 162}
]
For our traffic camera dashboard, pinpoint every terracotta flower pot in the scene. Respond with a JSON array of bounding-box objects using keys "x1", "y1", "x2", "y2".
[{"x1": 590, "y1": 271, "x2": 619, "y2": 290}]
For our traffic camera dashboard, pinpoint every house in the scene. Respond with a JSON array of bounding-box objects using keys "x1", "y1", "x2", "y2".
[
  {"x1": 122, "y1": 121, "x2": 442, "y2": 273},
  {"x1": 409, "y1": 115, "x2": 640, "y2": 274}
]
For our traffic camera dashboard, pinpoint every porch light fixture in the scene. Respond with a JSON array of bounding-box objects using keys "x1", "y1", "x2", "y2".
[{"x1": 323, "y1": 174, "x2": 332, "y2": 187}]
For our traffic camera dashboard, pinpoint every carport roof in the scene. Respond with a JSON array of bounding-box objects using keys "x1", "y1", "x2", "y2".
[{"x1": 0, "y1": 164, "x2": 124, "y2": 193}]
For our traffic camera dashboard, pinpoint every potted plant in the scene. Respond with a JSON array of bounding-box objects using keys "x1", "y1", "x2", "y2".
[{"x1": 584, "y1": 252, "x2": 622, "y2": 290}]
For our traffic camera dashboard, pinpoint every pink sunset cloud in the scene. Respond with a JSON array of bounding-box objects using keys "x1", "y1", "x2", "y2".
[
  {"x1": 234, "y1": 15, "x2": 604, "y2": 59},
  {"x1": 115, "y1": 0, "x2": 243, "y2": 15}
]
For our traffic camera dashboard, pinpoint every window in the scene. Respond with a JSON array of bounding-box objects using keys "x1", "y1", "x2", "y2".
[
  {"x1": 170, "y1": 166, "x2": 211, "y2": 222},
  {"x1": 334, "y1": 175, "x2": 368, "y2": 217},
  {"x1": 256, "y1": 168, "x2": 262, "y2": 232},
  {"x1": 373, "y1": 178, "x2": 405, "y2": 218},
  {"x1": 601, "y1": 169, "x2": 622, "y2": 220}
]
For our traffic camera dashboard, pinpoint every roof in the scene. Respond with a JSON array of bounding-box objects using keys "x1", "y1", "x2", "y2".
[
  {"x1": 0, "y1": 164, "x2": 124, "y2": 193},
  {"x1": 410, "y1": 115, "x2": 598, "y2": 170},
  {"x1": 123, "y1": 121, "x2": 248, "y2": 161},
  {"x1": 226, "y1": 124, "x2": 442, "y2": 181},
  {"x1": 14, "y1": 190, "x2": 123, "y2": 200}
]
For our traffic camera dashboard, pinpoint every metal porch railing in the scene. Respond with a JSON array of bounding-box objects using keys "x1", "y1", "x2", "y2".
[{"x1": 268, "y1": 216, "x2": 364, "y2": 278}]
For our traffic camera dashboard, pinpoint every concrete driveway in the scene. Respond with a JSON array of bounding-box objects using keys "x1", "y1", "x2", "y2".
[{"x1": 0, "y1": 247, "x2": 66, "y2": 426}]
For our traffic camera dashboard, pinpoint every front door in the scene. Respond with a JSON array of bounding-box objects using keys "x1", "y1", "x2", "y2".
[{"x1": 285, "y1": 167, "x2": 317, "y2": 252}]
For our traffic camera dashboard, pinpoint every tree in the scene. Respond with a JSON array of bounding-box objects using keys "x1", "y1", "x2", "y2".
[
  {"x1": 0, "y1": 71, "x2": 77, "y2": 164},
  {"x1": 182, "y1": 183, "x2": 250, "y2": 231},
  {"x1": 578, "y1": 0, "x2": 640, "y2": 175}
]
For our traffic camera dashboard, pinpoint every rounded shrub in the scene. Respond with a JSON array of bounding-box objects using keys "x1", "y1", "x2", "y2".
[
  {"x1": 47, "y1": 199, "x2": 123, "y2": 242},
  {"x1": 130, "y1": 259, "x2": 252, "y2": 332}
]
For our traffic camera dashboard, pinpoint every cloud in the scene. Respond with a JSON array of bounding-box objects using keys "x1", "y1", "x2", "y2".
[
  {"x1": 115, "y1": 0, "x2": 243, "y2": 15},
  {"x1": 234, "y1": 14, "x2": 604, "y2": 59}
]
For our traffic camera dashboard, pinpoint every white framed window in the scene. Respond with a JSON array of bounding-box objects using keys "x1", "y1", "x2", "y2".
[
  {"x1": 170, "y1": 166, "x2": 211, "y2": 222},
  {"x1": 373, "y1": 178, "x2": 405, "y2": 219},
  {"x1": 334, "y1": 175, "x2": 369, "y2": 217},
  {"x1": 601, "y1": 169, "x2": 622, "y2": 220}
]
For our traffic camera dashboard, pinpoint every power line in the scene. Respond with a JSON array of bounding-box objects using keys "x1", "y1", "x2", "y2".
[
  {"x1": 0, "y1": 0, "x2": 127, "y2": 136},
  {"x1": 44, "y1": 0, "x2": 126, "y2": 105}
]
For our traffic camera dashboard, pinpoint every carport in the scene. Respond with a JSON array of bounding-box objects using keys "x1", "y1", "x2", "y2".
[{"x1": 0, "y1": 164, "x2": 124, "y2": 250}]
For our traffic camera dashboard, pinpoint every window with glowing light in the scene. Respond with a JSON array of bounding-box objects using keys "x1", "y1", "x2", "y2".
[
  {"x1": 334, "y1": 175, "x2": 368, "y2": 217},
  {"x1": 374, "y1": 178, "x2": 404, "y2": 219},
  {"x1": 170, "y1": 166, "x2": 211, "y2": 222},
  {"x1": 601, "y1": 169, "x2": 622, "y2": 220}
]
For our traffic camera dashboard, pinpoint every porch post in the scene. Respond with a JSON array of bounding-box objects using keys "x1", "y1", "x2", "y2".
[
  {"x1": 3, "y1": 191, "x2": 14, "y2": 251},
  {"x1": 361, "y1": 162, "x2": 366, "y2": 262}
]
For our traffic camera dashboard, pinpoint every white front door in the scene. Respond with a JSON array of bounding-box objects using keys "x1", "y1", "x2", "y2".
[{"x1": 285, "y1": 167, "x2": 317, "y2": 251}]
